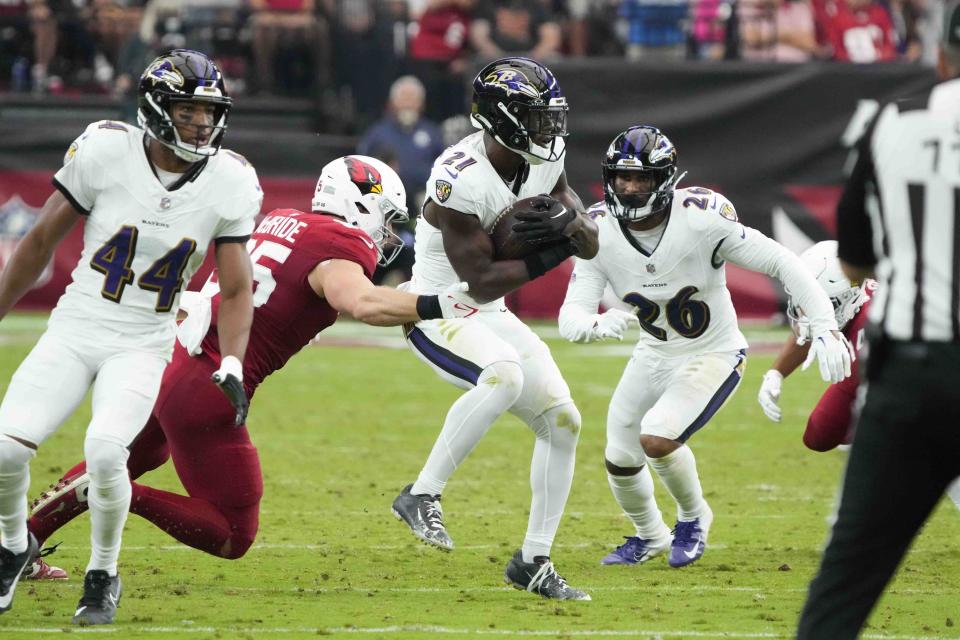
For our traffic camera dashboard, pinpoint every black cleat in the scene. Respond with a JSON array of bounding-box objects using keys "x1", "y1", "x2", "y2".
[
  {"x1": 0, "y1": 532, "x2": 38, "y2": 613},
  {"x1": 504, "y1": 550, "x2": 591, "y2": 601},
  {"x1": 72, "y1": 570, "x2": 121, "y2": 625},
  {"x1": 391, "y1": 483, "x2": 454, "y2": 550}
]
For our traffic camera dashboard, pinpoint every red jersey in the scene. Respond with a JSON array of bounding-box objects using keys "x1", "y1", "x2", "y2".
[
  {"x1": 202, "y1": 209, "x2": 377, "y2": 393},
  {"x1": 409, "y1": 6, "x2": 471, "y2": 61},
  {"x1": 842, "y1": 281, "x2": 875, "y2": 388},
  {"x1": 816, "y1": 0, "x2": 897, "y2": 62}
]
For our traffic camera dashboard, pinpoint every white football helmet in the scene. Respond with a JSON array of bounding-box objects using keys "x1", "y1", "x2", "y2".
[
  {"x1": 311, "y1": 155, "x2": 409, "y2": 266},
  {"x1": 787, "y1": 240, "x2": 870, "y2": 343}
]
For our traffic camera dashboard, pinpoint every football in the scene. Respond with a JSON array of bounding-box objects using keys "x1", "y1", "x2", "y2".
[{"x1": 490, "y1": 195, "x2": 568, "y2": 260}]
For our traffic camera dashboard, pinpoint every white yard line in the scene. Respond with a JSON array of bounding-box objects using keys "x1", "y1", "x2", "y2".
[{"x1": 0, "y1": 625, "x2": 954, "y2": 640}]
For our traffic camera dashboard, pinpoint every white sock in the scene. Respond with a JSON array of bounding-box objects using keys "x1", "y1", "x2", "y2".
[
  {"x1": 0, "y1": 439, "x2": 33, "y2": 554},
  {"x1": 521, "y1": 403, "x2": 580, "y2": 563},
  {"x1": 607, "y1": 465, "x2": 671, "y2": 542},
  {"x1": 648, "y1": 445, "x2": 706, "y2": 522},
  {"x1": 412, "y1": 361, "x2": 523, "y2": 497},
  {"x1": 948, "y1": 478, "x2": 960, "y2": 512},
  {"x1": 85, "y1": 439, "x2": 131, "y2": 576}
]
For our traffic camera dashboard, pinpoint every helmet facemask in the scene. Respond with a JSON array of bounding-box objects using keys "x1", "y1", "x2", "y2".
[{"x1": 603, "y1": 164, "x2": 681, "y2": 222}]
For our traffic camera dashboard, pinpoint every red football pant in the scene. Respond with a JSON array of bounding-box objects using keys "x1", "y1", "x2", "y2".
[
  {"x1": 30, "y1": 348, "x2": 263, "y2": 559},
  {"x1": 803, "y1": 375, "x2": 857, "y2": 452}
]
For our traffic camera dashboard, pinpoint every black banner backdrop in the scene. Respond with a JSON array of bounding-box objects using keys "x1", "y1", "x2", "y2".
[{"x1": 0, "y1": 61, "x2": 937, "y2": 315}]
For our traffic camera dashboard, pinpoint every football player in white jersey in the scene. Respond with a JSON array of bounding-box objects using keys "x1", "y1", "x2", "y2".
[
  {"x1": 559, "y1": 125, "x2": 853, "y2": 569},
  {"x1": 0, "y1": 50, "x2": 260, "y2": 624},
  {"x1": 391, "y1": 57, "x2": 598, "y2": 600}
]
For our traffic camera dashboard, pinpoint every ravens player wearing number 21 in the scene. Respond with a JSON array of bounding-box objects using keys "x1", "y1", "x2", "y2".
[
  {"x1": 22, "y1": 155, "x2": 478, "y2": 593},
  {"x1": 0, "y1": 50, "x2": 261, "y2": 625},
  {"x1": 391, "y1": 57, "x2": 598, "y2": 601},
  {"x1": 559, "y1": 125, "x2": 854, "y2": 569}
]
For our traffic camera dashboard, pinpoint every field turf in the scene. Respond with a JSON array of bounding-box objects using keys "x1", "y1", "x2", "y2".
[{"x1": 0, "y1": 313, "x2": 957, "y2": 639}]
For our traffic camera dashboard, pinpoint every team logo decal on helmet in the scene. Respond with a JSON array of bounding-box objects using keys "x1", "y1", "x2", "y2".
[
  {"x1": 648, "y1": 137, "x2": 675, "y2": 164},
  {"x1": 435, "y1": 180, "x2": 452, "y2": 203},
  {"x1": 344, "y1": 157, "x2": 383, "y2": 195},
  {"x1": 144, "y1": 58, "x2": 184, "y2": 88},
  {"x1": 481, "y1": 69, "x2": 540, "y2": 100}
]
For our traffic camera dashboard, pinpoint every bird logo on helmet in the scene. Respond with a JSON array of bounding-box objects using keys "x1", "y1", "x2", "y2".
[
  {"x1": 137, "y1": 49, "x2": 232, "y2": 163},
  {"x1": 343, "y1": 157, "x2": 384, "y2": 195},
  {"x1": 470, "y1": 57, "x2": 568, "y2": 165}
]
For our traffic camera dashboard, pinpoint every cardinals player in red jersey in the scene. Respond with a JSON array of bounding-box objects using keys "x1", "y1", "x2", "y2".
[
  {"x1": 758, "y1": 240, "x2": 960, "y2": 510},
  {"x1": 22, "y1": 155, "x2": 478, "y2": 579},
  {"x1": 813, "y1": 0, "x2": 898, "y2": 63},
  {"x1": 758, "y1": 241, "x2": 870, "y2": 450}
]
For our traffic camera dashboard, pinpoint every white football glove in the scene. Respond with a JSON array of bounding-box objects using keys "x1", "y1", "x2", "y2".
[
  {"x1": 801, "y1": 330, "x2": 853, "y2": 384},
  {"x1": 592, "y1": 308, "x2": 639, "y2": 341},
  {"x1": 758, "y1": 370, "x2": 783, "y2": 422},
  {"x1": 176, "y1": 291, "x2": 212, "y2": 356},
  {"x1": 438, "y1": 282, "x2": 480, "y2": 319}
]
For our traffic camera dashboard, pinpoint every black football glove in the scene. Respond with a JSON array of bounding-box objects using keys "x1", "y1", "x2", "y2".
[
  {"x1": 212, "y1": 355, "x2": 249, "y2": 427},
  {"x1": 511, "y1": 195, "x2": 576, "y2": 244}
]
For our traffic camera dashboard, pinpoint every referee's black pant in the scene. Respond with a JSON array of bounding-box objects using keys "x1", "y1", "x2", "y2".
[{"x1": 797, "y1": 339, "x2": 960, "y2": 639}]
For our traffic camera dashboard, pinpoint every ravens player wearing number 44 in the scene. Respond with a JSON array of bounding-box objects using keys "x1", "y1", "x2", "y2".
[
  {"x1": 559, "y1": 126, "x2": 854, "y2": 569},
  {"x1": 0, "y1": 50, "x2": 259, "y2": 625}
]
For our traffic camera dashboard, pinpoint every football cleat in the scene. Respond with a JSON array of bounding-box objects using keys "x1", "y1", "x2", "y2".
[
  {"x1": 391, "y1": 484, "x2": 453, "y2": 551},
  {"x1": 668, "y1": 503, "x2": 714, "y2": 568},
  {"x1": 504, "y1": 550, "x2": 590, "y2": 601},
  {"x1": 600, "y1": 535, "x2": 671, "y2": 566},
  {"x1": 23, "y1": 551, "x2": 68, "y2": 581},
  {"x1": 30, "y1": 471, "x2": 90, "y2": 518},
  {"x1": 0, "y1": 532, "x2": 39, "y2": 613},
  {"x1": 73, "y1": 570, "x2": 121, "y2": 625}
]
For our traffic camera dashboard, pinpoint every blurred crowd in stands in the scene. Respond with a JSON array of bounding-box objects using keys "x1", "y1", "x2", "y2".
[{"x1": 0, "y1": 0, "x2": 941, "y2": 128}]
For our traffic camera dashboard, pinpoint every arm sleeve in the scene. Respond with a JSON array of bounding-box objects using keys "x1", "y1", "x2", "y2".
[
  {"x1": 52, "y1": 126, "x2": 102, "y2": 214},
  {"x1": 558, "y1": 256, "x2": 607, "y2": 342},
  {"x1": 425, "y1": 158, "x2": 484, "y2": 219},
  {"x1": 836, "y1": 109, "x2": 883, "y2": 269},
  {"x1": 215, "y1": 169, "x2": 263, "y2": 242},
  {"x1": 719, "y1": 226, "x2": 839, "y2": 336}
]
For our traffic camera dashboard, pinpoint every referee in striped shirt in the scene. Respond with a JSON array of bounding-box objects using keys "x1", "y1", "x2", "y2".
[{"x1": 797, "y1": 4, "x2": 960, "y2": 638}]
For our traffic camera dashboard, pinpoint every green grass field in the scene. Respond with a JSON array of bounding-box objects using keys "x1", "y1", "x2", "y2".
[{"x1": 0, "y1": 314, "x2": 958, "y2": 639}]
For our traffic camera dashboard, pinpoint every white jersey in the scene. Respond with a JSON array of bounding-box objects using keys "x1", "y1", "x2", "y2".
[
  {"x1": 410, "y1": 131, "x2": 565, "y2": 300},
  {"x1": 560, "y1": 187, "x2": 838, "y2": 358},
  {"x1": 51, "y1": 120, "x2": 262, "y2": 354}
]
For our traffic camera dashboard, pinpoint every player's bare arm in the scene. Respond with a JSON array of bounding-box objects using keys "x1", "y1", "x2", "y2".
[
  {"x1": 840, "y1": 260, "x2": 874, "y2": 283},
  {"x1": 551, "y1": 171, "x2": 599, "y2": 259},
  {"x1": 0, "y1": 190, "x2": 82, "y2": 320},
  {"x1": 771, "y1": 337, "x2": 810, "y2": 378},
  {"x1": 425, "y1": 200, "x2": 533, "y2": 304},
  {"x1": 213, "y1": 240, "x2": 254, "y2": 362},
  {"x1": 309, "y1": 258, "x2": 477, "y2": 325}
]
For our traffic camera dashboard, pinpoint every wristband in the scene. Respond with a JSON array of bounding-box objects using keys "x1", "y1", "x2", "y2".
[
  {"x1": 416, "y1": 294, "x2": 443, "y2": 320},
  {"x1": 524, "y1": 242, "x2": 577, "y2": 280}
]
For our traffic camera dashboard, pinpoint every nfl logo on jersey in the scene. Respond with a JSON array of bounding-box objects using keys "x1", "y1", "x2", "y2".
[
  {"x1": 0, "y1": 195, "x2": 54, "y2": 289},
  {"x1": 646, "y1": 263, "x2": 656, "y2": 274}
]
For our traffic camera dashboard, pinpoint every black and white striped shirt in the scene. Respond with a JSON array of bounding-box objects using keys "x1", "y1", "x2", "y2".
[{"x1": 838, "y1": 78, "x2": 960, "y2": 342}]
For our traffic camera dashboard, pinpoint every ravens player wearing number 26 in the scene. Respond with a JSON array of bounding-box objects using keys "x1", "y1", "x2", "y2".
[
  {"x1": 0, "y1": 50, "x2": 260, "y2": 625},
  {"x1": 559, "y1": 125, "x2": 855, "y2": 569},
  {"x1": 23, "y1": 155, "x2": 478, "y2": 590},
  {"x1": 391, "y1": 57, "x2": 598, "y2": 601}
]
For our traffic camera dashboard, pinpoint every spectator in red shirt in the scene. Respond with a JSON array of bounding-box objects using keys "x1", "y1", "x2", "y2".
[
  {"x1": 815, "y1": 0, "x2": 898, "y2": 62},
  {"x1": 408, "y1": 0, "x2": 475, "y2": 123}
]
